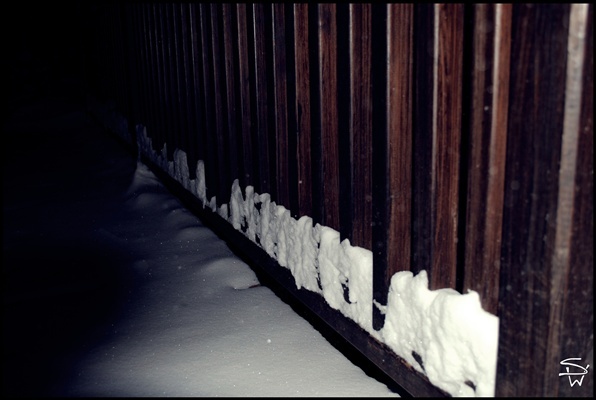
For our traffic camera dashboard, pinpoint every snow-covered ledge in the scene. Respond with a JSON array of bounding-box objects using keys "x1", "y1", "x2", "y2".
[{"x1": 136, "y1": 125, "x2": 499, "y2": 397}]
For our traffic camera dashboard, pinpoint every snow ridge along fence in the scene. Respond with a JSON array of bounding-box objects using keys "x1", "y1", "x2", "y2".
[{"x1": 81, "y1": 3, "x2": 593, "y2": 397}]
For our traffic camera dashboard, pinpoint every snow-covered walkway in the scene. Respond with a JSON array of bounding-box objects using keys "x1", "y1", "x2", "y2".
[{"x1": 2, "y1": 92, "x2": 400, "y2": 397}]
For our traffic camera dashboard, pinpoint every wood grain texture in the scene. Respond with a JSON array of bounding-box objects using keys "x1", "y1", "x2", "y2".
[
  {"x1": 222, "y1": 4, "x2": 240, "y2": 188},
  {"x1": 252, "y1": 4, "x2": 272, "y2": 195},
  {"x1": 317, "y1": 3, "x2": 340, "y2": 231},
  {"x1": 292, "y1": 4, "x2": 313, "y2": 219},
  {"x1": 386, "y1": 3, "x2": 413, "y2": 284},
  {"x1": 558, "y1": 6, "x2": 594, "y2": 398},
  {"x1": 430, "y1": 3, "x2": 464, "y2": 290},
  {"x1": 496, "y1": 4, "x2": 571, "y2": 396},
  {"x1": 463, "y1": 4, "x2": 511, "y2": 314},
  {"x1": 349, "y1": 3, "x2": 372, "y2": 250},
  {"x1": 188, "y1": 4, "x2": 207, "y2": 163},
  {"x1": 198, "y1": 4, "x2": 218, "y2": 200},
  {"x1": 85, "y1": 4, "x2": 594, "y2": 396},
  {"x1": 235, "y1": 4, "x2": 254, "y2": 189},
  {"x1": 272, "y1": 4, "x2": 290, "y2": 209},
  {"x1": 210, "y1": 4, "x2": 230, "y2": 203}
]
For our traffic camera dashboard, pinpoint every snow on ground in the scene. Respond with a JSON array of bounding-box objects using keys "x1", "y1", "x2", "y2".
[
  {"x1": 135, "y1": 120, "x2": 500, "y2": 397},
  {"x1": 2, "y1": 96, "x2": 400, "y2": 397}
]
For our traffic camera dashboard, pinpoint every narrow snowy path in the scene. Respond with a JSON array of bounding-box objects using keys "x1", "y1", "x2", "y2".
[{"x1": 2, "y1": 94, "x2": 399, "y2": 397}]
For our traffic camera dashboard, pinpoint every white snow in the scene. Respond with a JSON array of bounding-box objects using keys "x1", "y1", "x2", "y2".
[
  {"x1": 3, "y1": 93, "x2": 498, "y2": 397},
  {"x1": 136, "y1": 124, "x2": 500, "y2": 397},
  {"x1": 3, "y1": 101, "x2": 400, "y2": 397}
]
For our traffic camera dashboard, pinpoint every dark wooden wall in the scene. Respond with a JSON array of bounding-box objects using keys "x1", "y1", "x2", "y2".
[{"x1": 81, "y1": 3, "x2": 593, "y2": 397}]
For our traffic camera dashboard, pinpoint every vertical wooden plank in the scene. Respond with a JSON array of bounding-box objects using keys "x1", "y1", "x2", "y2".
[
  {"x1": 386, "y1": 4, "x2": 414, "y2": 281},
  {"x1": 188, "y1": 4, "x2": 206, "y2": 164},
  {"x1": 545, "y1": 4, "x2": 593, "y2": 397},
  {"x1": 129, "y1": 5, "x2": 143, "y2": 126},
  {"x1": 496, "y1": 4, "x2": 572, "y2": 396},
  {"x1": 235, "y1": 4, "x2": 255, "y2": 189},
  {"x1": 272, "y1": 4, "x2": 290, "y2": 209},
  {"x1": 349, "y1": 4, "x2": 372, "y2": 249},
  {"x1": 252, "y1": 3, "x2": 272, "y2": 195},
  {"x1": 292, "y1": 4, "x2": 313, "y2": 219},
  {"x1": 159, "y1": 4, "x2": 175, "y2": 157},
  {"x1": 222, "y1": 4, "x2": 240, "y2": 186},
  {"x1": 317, "y1": 3, "x2": 340, "y2": 231},
  {"x1": 558, "y1": 6, "x2": 593, "y2": 398},
  {"x1": 148, "y1": 4, "x2": 163, "y2": 148},
  {"x1": 141, "y1": 5, "x2": 154, "y2": 140},
  {"x1": 210, "y1": 4, "x2": 230, "y2": 204},
  {"x1": 156, "y1": 4, "x2": 171, "y2": 154},
  {"x1": 198, "y1": 4, "x2": 219, "y2": 201},
  {"x1": 463, "y1": 4, "x2": 511, "y2": 314},
  {"x1": 179, "y1": 3, "x2": 199, "y2": 174},
  {"x1": 371, "y1": 4, "x2": 414, "y2": 330},
  {"x1": 140, "y1": 5, "x2": 153, "y2": 138},
  {"x1": 169, "y1": 4, "x2": 186, "y2": 153},
  {"x1": 411, "y1": 4, "x2": 463, "y2": 290},
  {"x1": 411, "y1": 4, "x2": 435, "y2": 279},
  {"x1": 431, "y1": 4, "x2": 464, "y2": 290}
]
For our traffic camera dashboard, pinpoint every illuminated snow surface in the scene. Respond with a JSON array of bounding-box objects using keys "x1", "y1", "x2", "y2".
[
  {"x1": 3, "y1": 94, "x2": 497, "y2": 397},
  {"x1": 137, "y1": 125, "x2": 499, "y2": 397}
]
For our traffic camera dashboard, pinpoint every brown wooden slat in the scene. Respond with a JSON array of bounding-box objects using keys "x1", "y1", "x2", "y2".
[
  {"x1": 210, "y1": 4, "x2": 230, "y2": 204},
  {"x1": 169, "y1": 4, "x2": 184, "y2": 153},
  {"x1": 129, "y1": 5, "x2": 143, "y2": 126},
  {"x1": 272, "y1": 4, "x2": 290, "y2": 210},
  {"x1": 222, "y1": 4, "x2": 240, "y2": 187},
  {"x1": 545, "y1": 4, "x2": 593, "y2": 397},
  {"x1": 142, "y1": 5, "x2": 156, "y2": 142},
  {"x1": 156, "y1": 4, "x2": 170, "y2": 152},
  {"x1": 317, "y1": 3, "x2": 340, "y2": 231},
  {"x1": 179, "y1": 3, "x2": 199, "y2": 173},
  {"x1": 430, "y1": 4, "x2": 464, "y2": 290},
  {"x1": 159, "y1": 4, "x2": 175, "y2": 157},
  {"x1": 386, "y1": 4, "x2": 414, "y2": 284},
  {"x1": 252, "y1": 4, "x2": 271, "y2": 195},
  {"x1": 235, "y1": 4, "x2": 254, "y2": 189},
  {"x1": 496, "y1": 4, "x2": 572, "y2": 396},
  {"x1": 292, "y1": 4, "x2": 313, "y2": 219},
  {"x1": 348, "y1": 3, "x2": 372, "y2": 250},
  {"x1": 188, "y1": 4, "x2": 206, "y2": 163},
  {"x1": 83, "y1": 4, "x2": 594, "y2": 396},
  {"x1": 371, "y1": 3, "x2": 414, "y2": 331},
  {"x1": 411, "y1": 4, "x2": 435, "y2": 279},
  {"x1": 198, "y1": 4, "x2": 219, "y2": 200},
  {"x1": 558, "y1": 6, "x2": 593, "y2": 398},
  {"x1": 463, "y1": 4, "x2": 511, "y2": 314}
]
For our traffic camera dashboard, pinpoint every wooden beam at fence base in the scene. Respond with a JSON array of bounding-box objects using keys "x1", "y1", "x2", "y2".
[
  {"x1": 139, "y1": 152, "x2": 450, "y2": 398},
  {"x1": 463, "y1": 4, "x2": 511, "y2": 315}
]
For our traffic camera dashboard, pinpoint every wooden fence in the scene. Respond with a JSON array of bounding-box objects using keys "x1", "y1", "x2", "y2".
[{"x1": 81, "y1": 3, "x2": 593, "y2": 397}]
